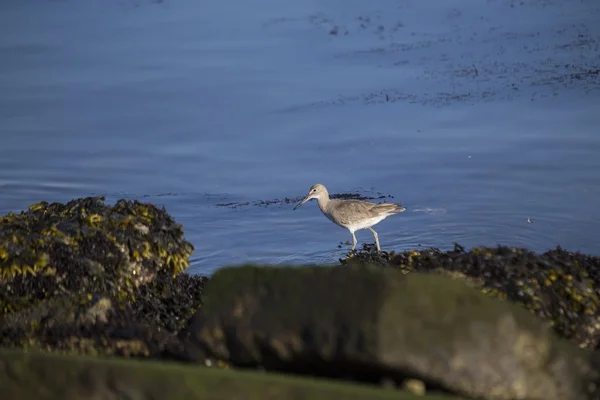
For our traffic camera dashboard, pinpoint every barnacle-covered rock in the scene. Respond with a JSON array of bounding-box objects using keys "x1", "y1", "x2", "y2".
[
  {"x1": 0, "y1": 197, "x2": 204, "y2": 360},
  {"x1": 342, "y1": 244, "x2": 600, "y2": 349}
]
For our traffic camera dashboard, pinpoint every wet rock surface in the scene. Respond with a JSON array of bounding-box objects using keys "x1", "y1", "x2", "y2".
[{"x1": 183, "y1": 265, "x2": 599, "y2": 400}]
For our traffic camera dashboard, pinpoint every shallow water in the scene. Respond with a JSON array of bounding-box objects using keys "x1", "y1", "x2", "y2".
[{"x1": 1, "y1": 0, "x2": 599, "y2": 275}]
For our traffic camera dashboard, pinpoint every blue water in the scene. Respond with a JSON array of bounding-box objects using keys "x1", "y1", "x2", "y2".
[{"x1": 1, "y1": 0, "x2": 599, "y2": 275}]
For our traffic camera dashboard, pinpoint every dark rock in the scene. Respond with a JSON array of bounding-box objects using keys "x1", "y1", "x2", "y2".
[
  {"x1": 0, "y1": 268, "x2": 206, "y2": 362},
  {"x1": 183, "y1": 265, "x2": 598, "y2": 400},
  {"x1": 342, "y1": 244, "x2": 600, "y2": 349}
]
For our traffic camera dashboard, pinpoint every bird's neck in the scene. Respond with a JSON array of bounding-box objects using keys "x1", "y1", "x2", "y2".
[{"x1": 316, "y1": 194, "x2": 330, "y2": 213}]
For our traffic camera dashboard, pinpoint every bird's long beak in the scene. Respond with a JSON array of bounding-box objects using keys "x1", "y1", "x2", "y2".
[{"x1": 293, "y1": 195, "x2": 311, "y2": 210}]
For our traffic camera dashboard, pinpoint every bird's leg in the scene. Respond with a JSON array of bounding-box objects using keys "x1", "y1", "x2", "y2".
[
  {"x1": 368, "y1": 228, "x2": 381, "y2": 252},
  {"x1": 351, "y1": 232, "x2": 358, "y2": 251}
]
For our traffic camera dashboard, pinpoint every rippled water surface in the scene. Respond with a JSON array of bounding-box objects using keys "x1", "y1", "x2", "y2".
[{"x1": 1, "y1": 0, "x2": 599, "y2": 275}]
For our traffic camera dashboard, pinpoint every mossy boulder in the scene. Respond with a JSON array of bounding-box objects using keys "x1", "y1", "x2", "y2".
[
  {"x1": 0, "y1": 348, "x2": 463, "y2": 400},
  {"x1": 183, "y1": 265, "x2": 599, "y2": 400},
  {"x1": 0, "y1": 197, "x2": 205, "y2": 360},
  {"x1": 342, "y1": 244, "x2": 600, "y2": 349}
]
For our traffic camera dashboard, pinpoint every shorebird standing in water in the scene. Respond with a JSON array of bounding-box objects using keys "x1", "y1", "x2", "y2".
[{"x1": 293, "y1": 183, "x2": 405, "y2": 252}]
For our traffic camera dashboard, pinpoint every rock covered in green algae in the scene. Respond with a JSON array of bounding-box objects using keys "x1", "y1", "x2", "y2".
[
  {"x1": 342, "y1": 244, "x2": 600, "y2": 350},
  {"x1": 0, "y1": 348, "x2": 457, "y2": 400},
  {"x1": 183, "y1": 265, "x2": 598, "y2": 400},
  {"x1": 0, "y1": 196, "x2": 205, "y2": 361}
]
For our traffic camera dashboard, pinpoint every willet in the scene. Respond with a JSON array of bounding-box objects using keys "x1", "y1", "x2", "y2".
[{"x1": 293, "y1": 183, "x2": 405, "y2": 252}]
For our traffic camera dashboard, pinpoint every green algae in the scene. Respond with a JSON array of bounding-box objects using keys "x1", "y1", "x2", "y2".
[{"x1": 0, "y1": 348, "x2": 464, "y2": 400}]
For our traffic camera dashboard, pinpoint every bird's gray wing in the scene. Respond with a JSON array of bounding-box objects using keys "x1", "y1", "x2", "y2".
[{"x1": 328, "y1": 200, "x2": 379, "y2": 225}]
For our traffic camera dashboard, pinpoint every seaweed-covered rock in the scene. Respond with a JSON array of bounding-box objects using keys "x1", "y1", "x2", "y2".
[
  {"x1": 342, "y1": 244, "x2": 600, "y2": 349},
  {"x1": 183, "y1": 265, "x2": 598, "y2": 400},
  {"x1": 0, "y1": 273, "x2": 206, "y2": 361},
  {"x1": 0, "y1": 197, "x2": 205, "y2": 360},
  {"x1": 0, "y1": 196, "x2": 194, "y2": 313}
]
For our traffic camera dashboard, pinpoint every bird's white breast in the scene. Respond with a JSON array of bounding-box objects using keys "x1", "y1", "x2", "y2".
[{"x1": 324, "y1": 212, "x2": 387, "y2": 232}]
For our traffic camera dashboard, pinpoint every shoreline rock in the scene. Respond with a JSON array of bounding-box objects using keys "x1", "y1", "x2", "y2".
[
  {"x1": 2, "y1": 197, "x2": 600, "y2": 399},
  {"x1": 182, "y1": 265, "x2": 598, "y2": 400},
  {"x1": 0, "y1": 197, "x2": 204, "y2": 361}
]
